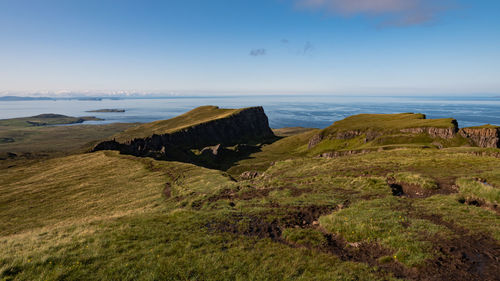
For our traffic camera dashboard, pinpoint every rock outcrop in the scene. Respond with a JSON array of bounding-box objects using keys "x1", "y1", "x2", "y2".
[
  {"x1": 307, "y1": 114, "x2": 460, "y2": 150},
  {"x1": 308, "y1": 130, "x2": 380, "y2": 149},
  {"x1": 240, "y1": 171, "x2": 261, "y2": 180},
  {"x1": 459, "y1": 127, "x2": 500, "y2": 148},
  {"x1": 308, "y1": 134, "x2": 323, "y2": 149},
  {"x1": 93, "y1": 106, "x2": 275, "y2": 162},
  {"x1": 319, "y1": 148, "x2": 380, "y2": 159},
  {"x1": 399, "y1": 121, "x2": 459, "y2": 139}
]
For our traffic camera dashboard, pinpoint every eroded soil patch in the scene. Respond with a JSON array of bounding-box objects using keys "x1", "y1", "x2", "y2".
[
  {"x1": 387, "y1": 178, "x2": 456, "y2": 198},
  {"x1": 458, "y1": 197, "x2": 500, "y2": 215},
  {"x1": 409, "y1": 212, "x2": 500, "y2": 281},
  {"x1": 205, "y1": 203, "x2": 409, "y2": 280}
]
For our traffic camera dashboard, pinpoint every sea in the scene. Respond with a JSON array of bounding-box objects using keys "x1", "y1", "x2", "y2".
[{"x1": 1, "y1": 95, "x2": 499, "y2": 129}]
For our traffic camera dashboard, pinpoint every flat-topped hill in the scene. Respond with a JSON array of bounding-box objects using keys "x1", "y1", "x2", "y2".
[
  {"x1": 93, "y1": 106, "x2": 275, "y2": 167},
  {"x1": 306, "y1": 113, "x2": 461, "y2": 155},
  {"x1": 112, "y1": 106, "x2": 253, "y2": 142},
  {"x1": 323, "y1": 113, "x2": 457, "y2": 133}
]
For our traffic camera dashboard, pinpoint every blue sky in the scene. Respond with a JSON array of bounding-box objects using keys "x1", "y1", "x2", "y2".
[{"x1": 0, "y1": 0, "x2": 499, "y2": 96}]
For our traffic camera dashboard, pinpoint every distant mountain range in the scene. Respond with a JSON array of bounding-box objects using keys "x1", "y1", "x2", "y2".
[
  {"x1": 0, "y1": 96, "x2": 121, "y2": 101},
  {"x1": 0, "y1": 96, "x2": 55, "y2": 101}
]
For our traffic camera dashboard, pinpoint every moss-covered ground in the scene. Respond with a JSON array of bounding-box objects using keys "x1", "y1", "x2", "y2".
[
  {"x1": 1, "y1": 146, "x2": 499, "y2": 280},
  {"x1": 1, "y1": 111, "x2": 500, "y2": 280}
]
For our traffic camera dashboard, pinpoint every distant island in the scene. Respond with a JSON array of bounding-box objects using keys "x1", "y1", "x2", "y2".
[
  {"x1": 0, "y1": 113, "x2": 103, "y2": 127},
  {"x1": 86, "y1": 109, "x2": 126, "y2": 113}
]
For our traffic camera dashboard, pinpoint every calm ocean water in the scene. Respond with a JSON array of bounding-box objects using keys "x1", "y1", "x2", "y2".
[{"x1": 1, "y1": 95, "x2": 499, "y2": 129}]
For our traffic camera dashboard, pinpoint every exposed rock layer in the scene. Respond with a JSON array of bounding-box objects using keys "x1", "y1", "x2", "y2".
[
  {"x1": 459, "y1": 127, "x2": 500, "y2": 148},
  {"x1": 400, "y1": 123, "x2": 458, "y2": 139},
  {"x1": 93, "y1": 106, "x2": 275, "y2": 160}
]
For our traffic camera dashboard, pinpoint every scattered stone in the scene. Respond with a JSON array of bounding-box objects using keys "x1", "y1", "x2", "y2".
[
  {"x1": 240, "y1": 171, "x2": 261, "y2": 180},
  {"x1": 348, "y1": 242, "x2": 361, "y2": 248}
]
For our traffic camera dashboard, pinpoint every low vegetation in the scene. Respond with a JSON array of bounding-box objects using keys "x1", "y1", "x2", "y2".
[
  {"x1": 388, "y1": 172, "x2": 439, "y2": 190},
  {"x1": 1, "y1": 111, "x2": 500, "y2": 280},
  {"x1": 456, "y1": 177, "x2": 500, "y2": 206},
  {"x1": 321, "y1": 113, "x2": 456, "y2": 133}
]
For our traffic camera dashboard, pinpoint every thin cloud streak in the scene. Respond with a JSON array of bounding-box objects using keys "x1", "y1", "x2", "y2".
[
  {"x1": 295, "y1": 0, "x2": 451, "y2": 26},
  {"x1": 250, "y1": 49, "x2": 267, "y2": 56}
]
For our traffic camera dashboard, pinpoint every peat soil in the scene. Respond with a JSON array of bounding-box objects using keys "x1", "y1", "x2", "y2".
[
  {"x1": 387, "y1": 178, "x2": 457, "y2": 199},
  {"x1": 206, "y1": 195, "x2": 500, "y2": 281}
]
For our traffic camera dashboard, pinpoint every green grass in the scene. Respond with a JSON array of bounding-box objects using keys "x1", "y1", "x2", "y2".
[
  {"x1": 0, "y1": 151, "x2": 392, "y2": 281},
  {"x1": 321, "y1": 113, "x2": 456, "y2": 134},
  {"x1": 456, "y1": 177, "x2": 500, "y2": 205},
  {"x1": 463, "y1": 124, "x2": 500, "y2": 129},
  {"x1": 388, "y1": 172, "x2": 439, "y2": 190},
  {"x1": 250, "y1": 113, "x2": 466, "y2": 161},
  {"x1": 227, "y1": 128, "x2": 319, "y2": 176},
  {"x1": 318, "y1": 197, "x2": 449, "y2": 266},
  {"x1": 272, "y1": 127, "x2": 317, "y2": 137},
  {"x1": 414, "y1": 194, "x2": 500, "y2": 241},
  {"x1": 0, "y1": 151, "x2": 171, "y2": 236},
  {"x1": 282, "y1": 228, "x2": 328, "y2": 248},
  {"x1": 2, "y1": 111, "x2": 500, "y2": 280},
  {"x1": 0, "y1": 123, "x2": 136, "y2": 157}
]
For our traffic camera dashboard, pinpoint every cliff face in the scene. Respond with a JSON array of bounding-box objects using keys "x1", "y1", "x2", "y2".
[
  {"x1": 307, "y1": 114, "x2": 460, "y2": 150},
  {"x1": 93, "y1": 106, "x2": 275, "y2": 160},
  {"x1": 399, "y1": 125, "x2": 458, "y2": 139},
  {"x1": 459, "y1": 127, "x2": 500, "y2": 148}
]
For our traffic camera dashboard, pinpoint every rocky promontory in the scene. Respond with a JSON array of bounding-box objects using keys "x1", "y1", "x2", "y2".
[
  {"x1": 307, "y1": 113, "x2": 459, "y2": 150},
  {"x1": 307, "y1": 113, "x2": 500, "y2": 157},
  {"x1": 93, "y1": 106, "x2": 275, "y2": 166}
]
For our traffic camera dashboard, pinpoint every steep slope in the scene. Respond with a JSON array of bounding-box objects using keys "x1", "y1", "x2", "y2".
[
  {"x1": 93, "y1": 106, "x2": 276, "y2": 168},
  {"x1": 459, "y1": 125, "x2": 500, "y2": 148}
]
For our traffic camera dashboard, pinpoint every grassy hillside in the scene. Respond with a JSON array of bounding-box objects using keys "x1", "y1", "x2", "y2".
[
  {"x1": 1, "y1": 146, "x2": 500, "y2": 280},
  {"x1": 228, "y1": 114, "x2": 463, "y2": 176},
  {"x1": 113, "y1": 106, "x2": 250, "y2": 142},
  {"x1": 1, "y1": 110, "x2": 500, "y2": 280},
  {"x1": 302, "y1": 113, "x2": 468, "y2": 158},
  {"x1": 464, "y1": 124, "x2": 500, "y2": 129},
  {"x1": 227, "y1": 128, "x2": 319, "y2": 175},
  {"x1": 321, "y1": 113, "x2": 456, "y2": 133},
  {"x1": 0, "y1": 123, "x2": 136, "y2": 158}
]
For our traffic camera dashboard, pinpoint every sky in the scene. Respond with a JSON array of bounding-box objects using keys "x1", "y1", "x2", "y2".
[{"x1": 0, "y1": 0, "x2": 499, "y2": 96}]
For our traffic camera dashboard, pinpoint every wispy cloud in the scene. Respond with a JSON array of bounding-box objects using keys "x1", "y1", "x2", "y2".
[
  {"x1": 250, "y1": 48, "x2": 267, "y2": 56},
  {"x1": 302, "y1": 41, "x2": 314, "y2": 55},
  {"x1": 295, "y1": 0, "x2": 451, "y2": 26}
]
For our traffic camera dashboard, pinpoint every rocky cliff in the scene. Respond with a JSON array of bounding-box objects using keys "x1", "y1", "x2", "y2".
[
  {"x1": 93, "y1": 106, "x2": 275, "y2": 162},
  {"x1": 459, "y1": 127, "x2": 500, "y2": 148},
  {"x1": 308, "y1": 114, "x2": 460, "y2": 150},
  {"x1": 399, "y1": 122, "x2": 459, "y2": 139}
]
